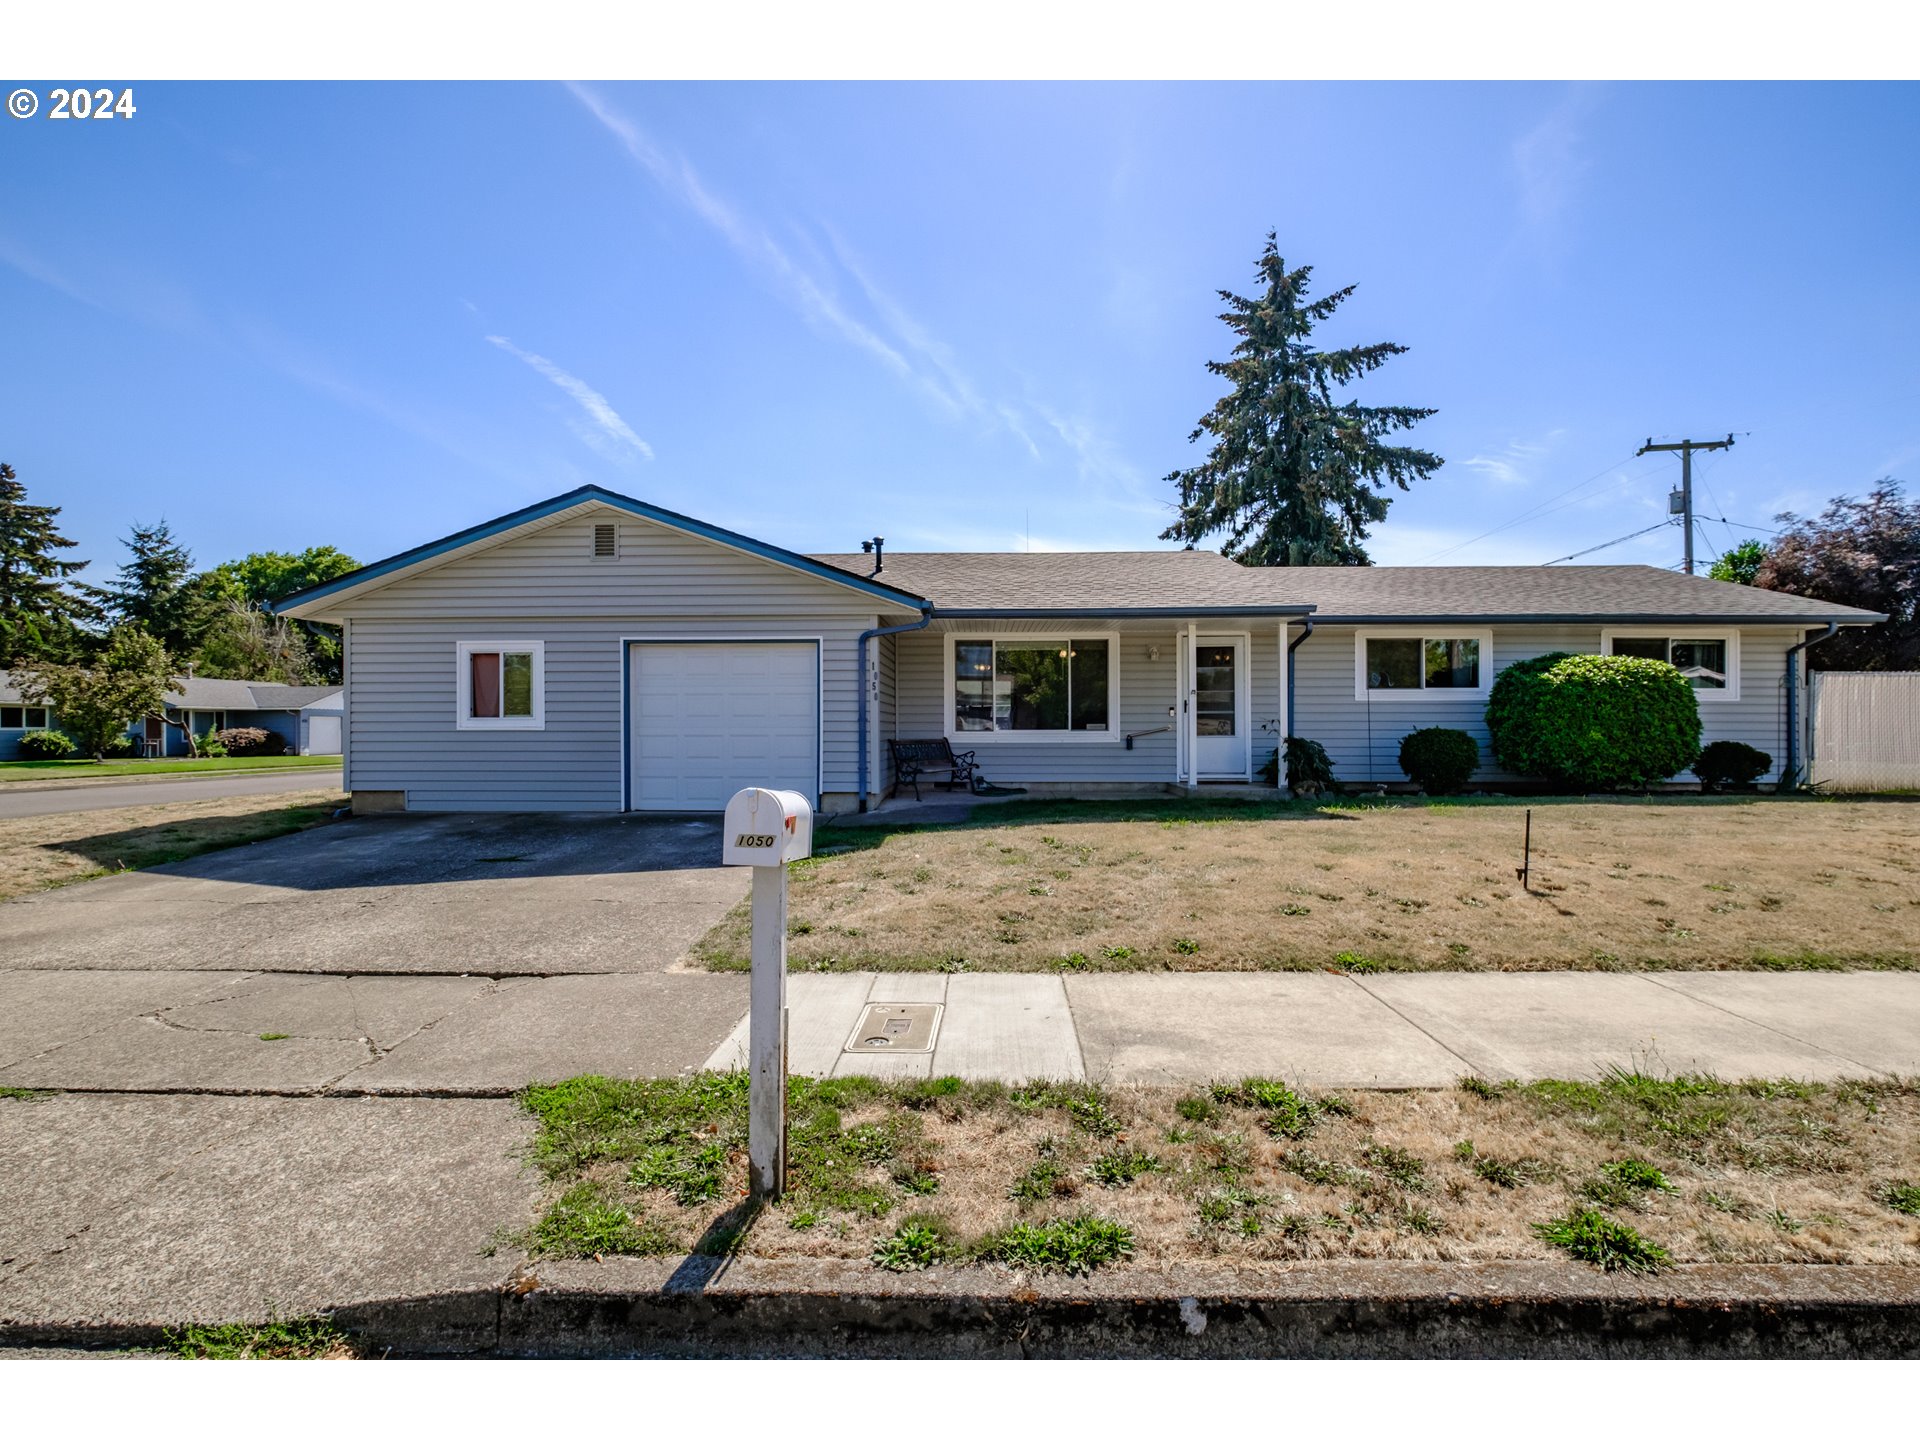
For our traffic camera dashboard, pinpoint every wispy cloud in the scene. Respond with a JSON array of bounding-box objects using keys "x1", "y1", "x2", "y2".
[
  {"x1": 567, "y1": 83, "x2": 910, "y2": 378},
  {"x1": 1512, "y1": 87, "x2": 1597, "y2": 234},
  {"x1": 1458, "y1": 430, "x2": 1565, "y2": 487},
  {"x1": 486, "y1": 334, "x2": 653, "y2": 461}
]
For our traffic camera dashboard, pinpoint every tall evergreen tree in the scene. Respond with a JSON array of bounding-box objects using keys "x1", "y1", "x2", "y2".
[
  {"x1": 0, "y1": 461, "x2": 101, "y2": 665},
  {"x1": 107, "y1": 520, "x2": 205, "y2": 655},
  {"x1": 1162, "y1": 235, "x2": 1442, "y2": 565}
]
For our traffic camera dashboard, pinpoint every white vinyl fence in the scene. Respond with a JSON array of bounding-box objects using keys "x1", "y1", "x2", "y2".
[{"x1": 1809, "y1": 671, "x2": 1920, "y2": 792}]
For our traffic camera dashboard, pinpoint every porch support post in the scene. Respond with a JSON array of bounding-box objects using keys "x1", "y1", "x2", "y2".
[{"x1": 1184, "y1": 620, "x2": 1199, "y2": 791}]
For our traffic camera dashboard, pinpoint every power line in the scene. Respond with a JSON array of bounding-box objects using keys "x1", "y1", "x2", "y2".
[
  {"x1": 1541, "y1": 517, "x2": 1678, "y2": 565},
  {"x1": 1635, "y1": 435, "x2": 1735, "y2": 575},
  {"x1": 1417, "y1": 452, "x2": 1653, "y2": 563}
]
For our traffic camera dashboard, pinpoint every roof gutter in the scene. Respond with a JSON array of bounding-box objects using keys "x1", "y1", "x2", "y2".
[
  {"x1": 857, "y1": 607, "x2": 935, "y2": 813},
  {"x1": 1782, "y1": 622, "x2": 1838, "y2": 791},
  {"x1": 1303, "y1": 613, "x2": 1885, "y2": 627},
  {"x1": 932, "y1": 606, "x2": 1316, "y2": 620}
]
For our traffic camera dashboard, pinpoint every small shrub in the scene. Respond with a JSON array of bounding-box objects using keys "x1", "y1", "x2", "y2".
[
  {"x1": 1397, "y1": 727, "x2": 1479, "y2": 794},
  {"x1": 1533, "y1": 1207, "x2": 1671, "y2": 1274},
  {"x1": 195, "y1": 732, "x2": 229, "y2": 758},
  {"x1": 1694, "y1": 740, "x2": 1771, "y2": 791},
  {"x1": 212, "y1": 726, "x2": 280, "y2": 757},
  {"x1": 1486, "y1": 651, "x2": 1702, "y2": 790},
  {"x1": 977, "y1": 1216, "x2": 1134, "y2": 1275},
  {"x1": 16, "y1": 729, "x2": 75, "y2": 759},
  {"x1": 1284, "y1": 735, "x2": 1337, "y2": 790}
]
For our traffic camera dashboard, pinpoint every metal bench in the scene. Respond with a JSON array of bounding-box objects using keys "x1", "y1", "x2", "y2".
[{"x1": 889, "y1": 738, "x2": 980, "y2": 800}]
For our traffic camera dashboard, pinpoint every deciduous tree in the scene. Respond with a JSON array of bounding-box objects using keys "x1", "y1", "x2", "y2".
[
  {"x1": 1756, "y1": 481, "x2": 1918, "y2": 670},
  {"x1": 15, "y1": 626, "x2": 178, "y2": 760}
]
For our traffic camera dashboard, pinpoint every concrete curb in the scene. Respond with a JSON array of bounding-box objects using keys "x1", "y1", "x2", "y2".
[{"x1": 11, "y1": 1261, "x2": 1917, "y2": 1358}]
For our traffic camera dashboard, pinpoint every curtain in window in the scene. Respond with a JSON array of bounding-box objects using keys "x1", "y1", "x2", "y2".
[{"x1": 470, "y1": 652, "x2": 501, "y2": 718}]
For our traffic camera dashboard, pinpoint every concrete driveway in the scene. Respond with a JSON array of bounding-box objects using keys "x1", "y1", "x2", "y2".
[
  {"x1": 0, "y1": 768, "x2": 344, "y2": 818},
  {"x1": 0, "y1": 812, "x2": 748, "y2": 974}
]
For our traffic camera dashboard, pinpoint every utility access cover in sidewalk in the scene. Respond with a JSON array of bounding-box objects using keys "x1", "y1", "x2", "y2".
[{"x1": 844, "y1": 1003, "x2": 943, "y2": 1053}]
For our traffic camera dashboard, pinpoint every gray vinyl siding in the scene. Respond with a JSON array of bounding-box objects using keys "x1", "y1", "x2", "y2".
[
  {"x1": 333, "y1": 512, "x2": 914, "y2": 812},
  {"x1": 1292, "y1": 624, "x2": 1803, "y2": 786},
  {"x1": 892, "y1": 625, "x2": 1289, "y2": 786},
  {"x1": 877, "y1": 632, "x2": 898, "y2": 795}
]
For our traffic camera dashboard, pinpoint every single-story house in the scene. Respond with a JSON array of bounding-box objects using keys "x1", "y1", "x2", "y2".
[
  {"x1": 273, "y1": 484, "x2": 1885, "y2": 815},
  {"x1": 0, "y1": 671, "x2": 343, "y2": 760}
]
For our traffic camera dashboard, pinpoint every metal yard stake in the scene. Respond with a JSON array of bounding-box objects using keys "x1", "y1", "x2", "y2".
[{"x1": 1516, "y1": 808, "x2": 1532, "y2": 891}]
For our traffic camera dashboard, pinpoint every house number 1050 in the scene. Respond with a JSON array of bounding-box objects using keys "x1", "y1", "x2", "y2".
[{"x1": 734, "y1": 834, "x2": 777, "y2": 848}]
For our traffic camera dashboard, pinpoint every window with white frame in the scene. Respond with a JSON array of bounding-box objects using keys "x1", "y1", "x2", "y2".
[
  {"x1": 456, "y1": 640, "x2": 545, "y2": 729},
  {"x1": 1354, "y1": 630, "x2": 1491, "y2": 699},
  {"x1": 1602, "y1": 630, "x2": 1738, "y2": 699},
  {"x1": 1, "y1": 706, "x2": 52, "y2": 729},
  {"x1": 951, "y1": 637, "x2": 1113, "y2": 737}
]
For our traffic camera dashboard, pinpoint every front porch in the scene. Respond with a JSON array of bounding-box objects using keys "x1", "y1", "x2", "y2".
[{"x1": 870, "y1": 617, "x2": 1303, "y2": 804}]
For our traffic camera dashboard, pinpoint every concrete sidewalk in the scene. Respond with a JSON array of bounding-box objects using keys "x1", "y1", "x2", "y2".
[
  {"x1": 705, "y1": 970, "x2": 1920, "y2": 1086},
  {"x1": 6, "y1": 967, "x2": 1919, "y2": 1097}
]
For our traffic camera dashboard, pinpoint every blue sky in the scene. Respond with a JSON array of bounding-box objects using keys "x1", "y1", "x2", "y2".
[{"x1": 2, "y1": 81, "x2": 1916, "y2": 581}]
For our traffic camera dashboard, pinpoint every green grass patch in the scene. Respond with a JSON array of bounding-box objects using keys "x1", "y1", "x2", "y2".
[
  {"x1": 1087, "y1": 1147, "x2": 1161, "y2": 1187},
  {"x1": 0, "y1": 1086, "x2": 52, "y2": 1101},
  {"x1": 1882, "y1": 1180, "x2": 1920, "y2": 1217},
  {"x1": 1533, "y1": 1207, "x2": 1672, "y2": 1274},
  {"x1": 0, "y1": 755, "x2": 342, "y2": 782},
  {"x1": 258, "y1": 1033, "x2": 291, "y2": 1042},
  {"x1": 523, "y1": 1181, "x2": 678, "y2": 1258},
  {"x1": 1209, "y1": 1076, "x2": 1345, "y2": 1140},
  {"x1": 975, "y1": 1215, "x2": 1135, "y2": 1275},
  {"x1": 872, "y1": 1215, "x2": 954, "y2": 1271},
  {"x1": 161, "y1": 1315, "x2": 353, "y2": 1359}
]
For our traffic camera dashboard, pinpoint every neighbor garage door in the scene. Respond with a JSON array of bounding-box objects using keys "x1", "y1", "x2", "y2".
[{"x1": 628, "y1": 642, "x2": 819, "y2": 811}]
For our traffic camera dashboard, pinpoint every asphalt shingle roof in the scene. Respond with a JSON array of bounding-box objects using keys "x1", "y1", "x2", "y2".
[
  {"x1": 0, "y1": 671, "x2": 340, "y2": 709},
  {"x1": 811, "y1": 554, "x2": 1884, "y2": 624},
  {"x1": 810, "y1": 550, "x2": 1309, "y2": 613}
]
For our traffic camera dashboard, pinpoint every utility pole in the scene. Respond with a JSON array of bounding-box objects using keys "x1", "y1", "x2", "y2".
[{"x1": 1636, "y1": 435, "x2": 1734, "y2": 574}]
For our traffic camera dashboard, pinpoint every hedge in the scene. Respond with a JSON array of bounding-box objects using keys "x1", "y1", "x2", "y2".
[
  {"x1": 1397, "y1": 727, "x2": 1479, "y2": 794},
  {"x1": 1486, "y1": 652, "x2": 1702, "y2": 790}
]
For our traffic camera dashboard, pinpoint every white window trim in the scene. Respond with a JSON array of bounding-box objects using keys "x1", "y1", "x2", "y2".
[
  {"x1": 1352, "y1": 627, "x2": 1495, "y2": 702},
  {"x1": 1601, "y1": 627, "x2": 1741, "y2": 702},
  {"x1": 944, "y1": 631, "x2": 1123, "y2": 744},
  {"x1": 1, "y1": 706, "x2": 52, "y2": 729},
  {"x1": 456, "y1": 639, "x2": 547, "y2": 731}
]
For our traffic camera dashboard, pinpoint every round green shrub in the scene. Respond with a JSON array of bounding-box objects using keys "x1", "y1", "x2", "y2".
[
  {"x1": 1397, "y1": 726, "x2": 1479, "y2": 794},
  {"x1": 1693, "y1": 740, "x2": 1771, "y2": 791},
  {"x1": 16, "y1": 729, "x2": 76, "y2": 760},
  {"x1": 1485, "y1": 652, "x2": 1701, "y2": 790}
]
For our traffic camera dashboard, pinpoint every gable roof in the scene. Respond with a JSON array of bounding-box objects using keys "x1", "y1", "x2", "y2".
[
  {"x1": 816, "y1": 554, "x2": 1883, "y2": 625},
  {"x1": 0, "y1": 671, "x2": 342, "y2": 711},
  {"x1": 273, "y1": 485, "x2": 930, "y2": 619},
  {"x1": 810, "y1": 550, "x2": 1314, "y2": 616}
]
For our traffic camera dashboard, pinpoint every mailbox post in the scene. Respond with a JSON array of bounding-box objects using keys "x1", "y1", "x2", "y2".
[{"x1": 721, "y1": 786, "x2": 813, "y2": 1200}]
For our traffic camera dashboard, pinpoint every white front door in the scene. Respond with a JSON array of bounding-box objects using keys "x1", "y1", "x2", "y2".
[
  {"x1": 628, "y1": 642, "x2": 819, "y2": 811},
  {"x1": 1192, "y1": 636, "x2": 1249, "y2": 779}
]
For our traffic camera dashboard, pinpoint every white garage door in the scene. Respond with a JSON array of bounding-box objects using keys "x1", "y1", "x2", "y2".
[
  {"x1": 305, "y1": 714, "x2": 342, "y2": 755},
  {"x1": 628, "y1": 642, "x2": 819, "y2": 811}
]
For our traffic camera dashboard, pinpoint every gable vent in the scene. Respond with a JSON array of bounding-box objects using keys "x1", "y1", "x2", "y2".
[{"x1": 592, "y1": 523, "x2": 618, "y2": 559}]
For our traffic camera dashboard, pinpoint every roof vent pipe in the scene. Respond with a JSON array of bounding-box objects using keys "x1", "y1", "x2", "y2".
[{"x1": 860, "y1": 536, "x2": 885, "y2": 575}]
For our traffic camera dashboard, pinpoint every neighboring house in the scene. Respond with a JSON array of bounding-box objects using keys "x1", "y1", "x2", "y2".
[
  {"x1": 0, "y1": 671, "x2": 343, "y2": 759},
  {"x1": 273, "y1": 485, "x2": 1885, "y2": 815}
]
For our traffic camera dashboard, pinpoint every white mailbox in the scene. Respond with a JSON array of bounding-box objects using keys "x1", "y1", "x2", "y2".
[{"x1": 722, "y1": 787, "x2": 813, "y2": 867}]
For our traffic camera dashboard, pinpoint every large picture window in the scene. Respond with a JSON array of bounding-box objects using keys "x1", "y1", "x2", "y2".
[
  {"x1": 1355, "y1": 631, "x2": 1489, "y2": 698},
  {"x1": 1604, "y1": 630, "x2": 1737, "y2": 698},
  {"x1": 1, "y1": 706, "x2": 52, "y2": 729},
  {"x1": 953, "y1": 637, "x2": 1112, "y2": 737},
  {"x1": 456, "y1": 640, "x2": 545, "y2": 730}
]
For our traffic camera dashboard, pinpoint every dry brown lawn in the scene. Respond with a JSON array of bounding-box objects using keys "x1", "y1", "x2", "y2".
[
  {"x1": 519, "y1": 1072, "x2": 1920, "y2": 1273},
  {"x1": 0, "y1": 788, "x2": 347, "y2": 901},
  {"x1": 695, "y1": 796, "x2": 1920, "y2": 973}
]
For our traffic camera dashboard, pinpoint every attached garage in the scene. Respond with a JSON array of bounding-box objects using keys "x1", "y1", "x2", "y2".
[{"x1": 626, "y1": 640, "x2": 820, "y2": 811}]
